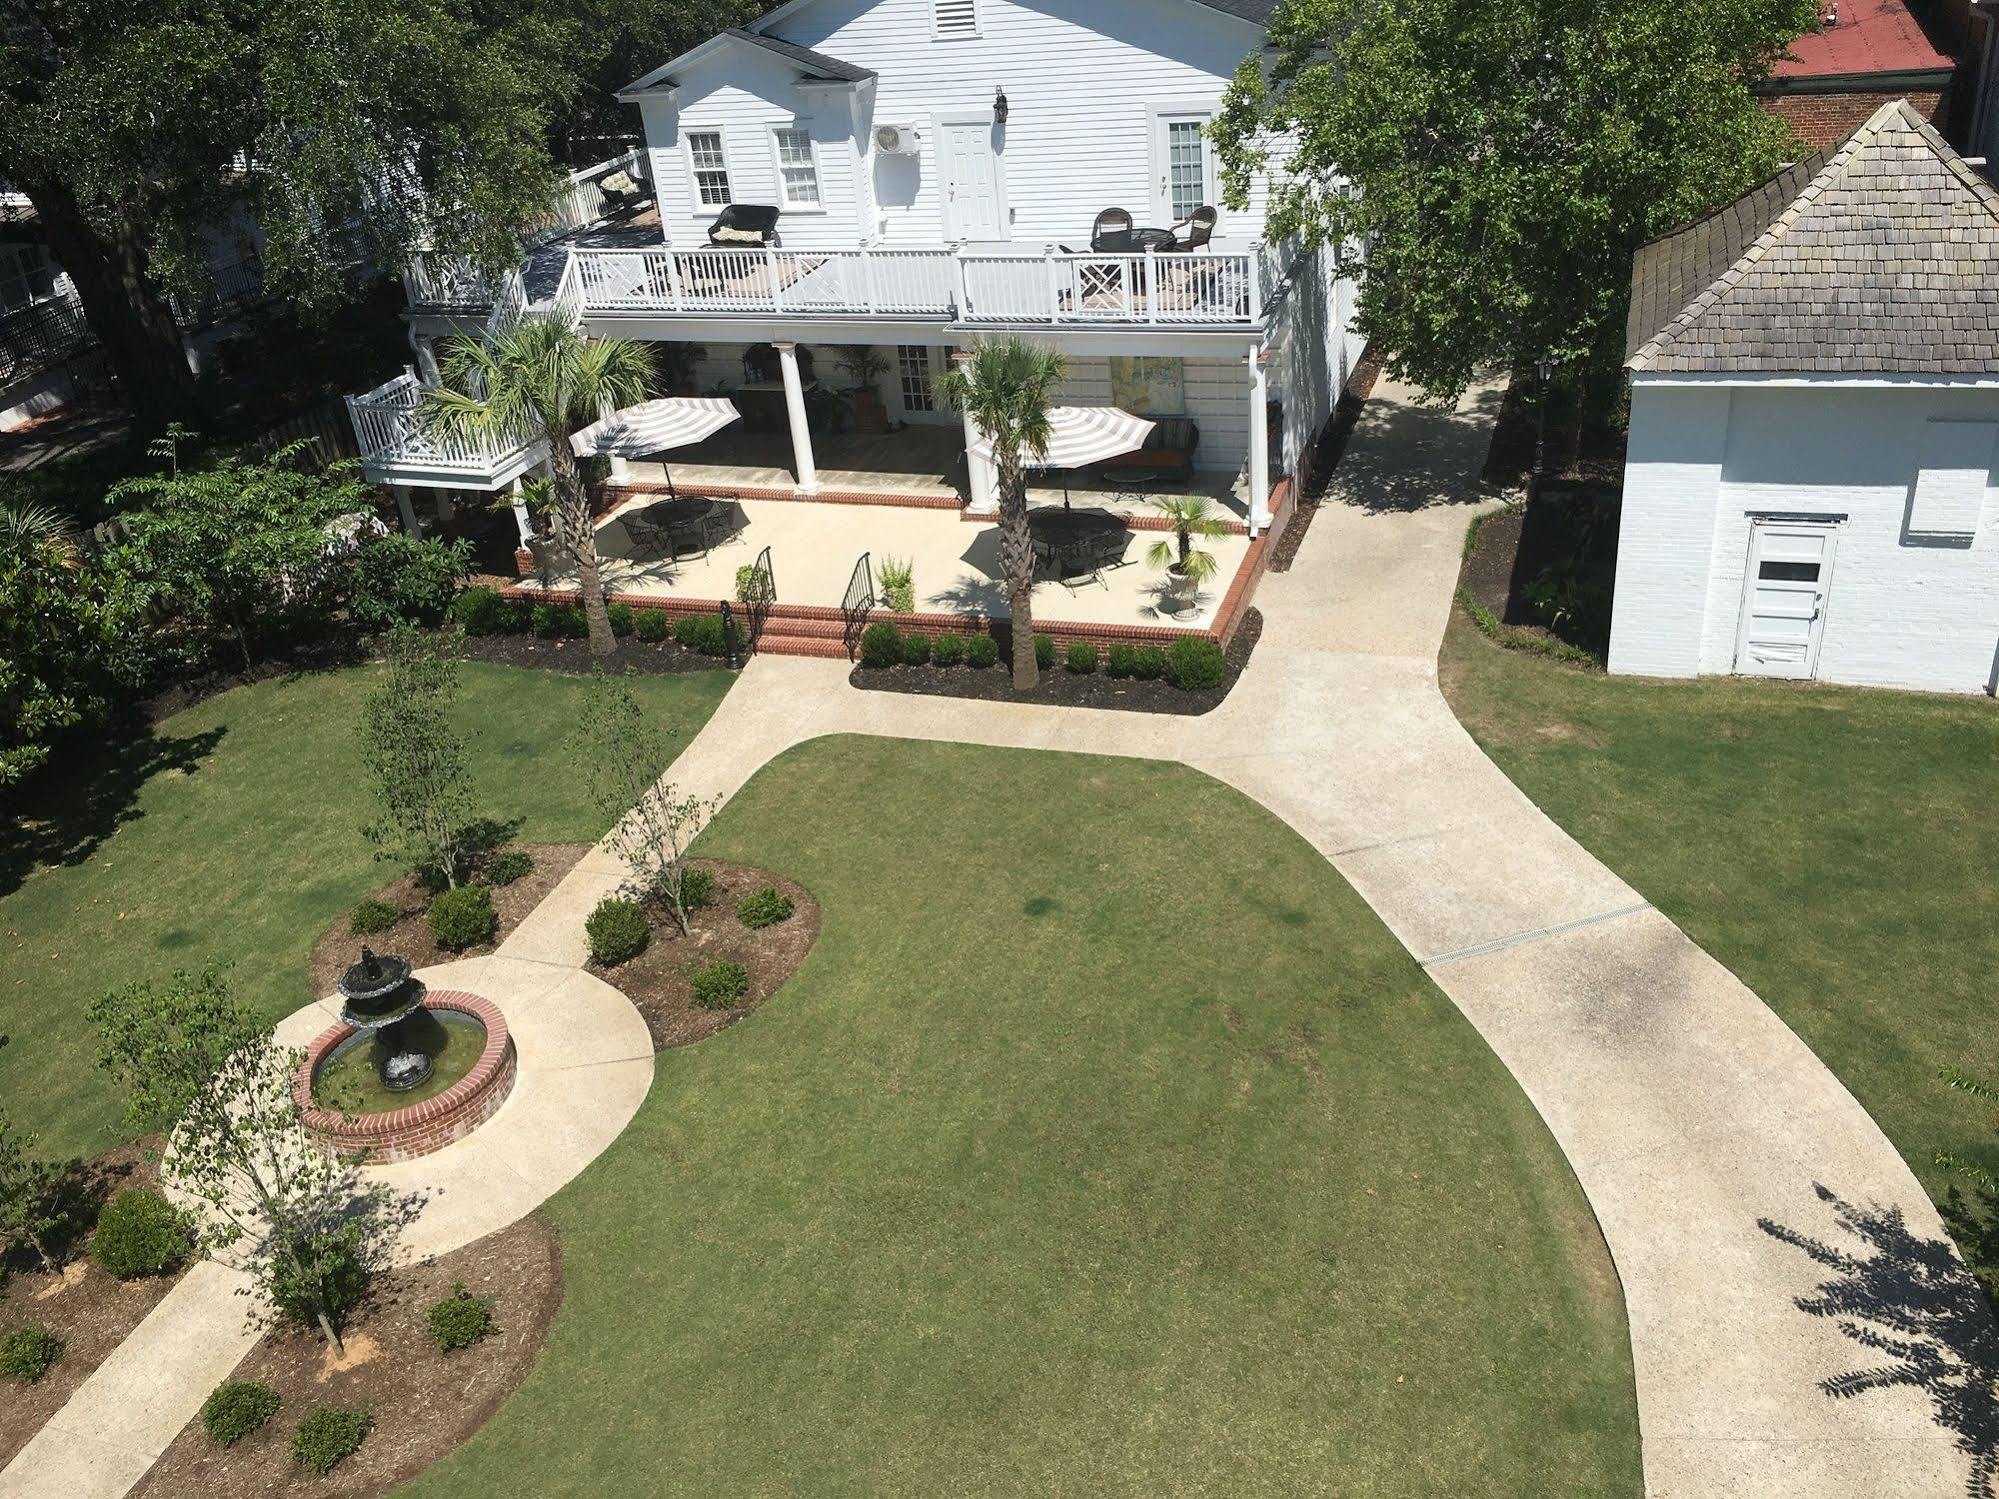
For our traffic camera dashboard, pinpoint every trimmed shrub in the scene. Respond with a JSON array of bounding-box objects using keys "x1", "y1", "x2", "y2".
[
  {"x1": 0, "y1": 1327, "x2": 62, "y2": 1383},
  {"x1": 735, "y1": 563, "x2": 775, "y2": 606},
  {"x1": 485, "y1": 849, "x2": 533, "y2": 887},
  {"x1": 858, "y1": 620, "x2": 904, "y2": 669},
  {"x1": 531, "y1": 602, "x2": 586, "y2": 639},
  {"x1": 427, "y1": 1284, "x2": 495, "y2": 1352},
  {"x1": 1132, "y1": 645, "x2": 1169, "y2": 681},
  {"x1": 737, "y1": 886, "x2": 795, "y2": 929},
  {"x1": 634, "y1": 609, "x2": 670, "y2": 644},
  {"x1": 349, "y1": 897, "x2": 401, "y2": 935},
  {"x1": 90, "y1": 1189, "x2": 190, "y2": 1280},
  {"x1": 1065, "y1": 641, "x2": 1099, "y2": 675},
  {"x1": 586, "y1": 896, "x2": 649, "y2": 967},
  {"x1": 966, "y1": 635, "x2": 999, "y2": 669},
  {"x1": 293, "y1": 1407, "x2": 372, "y2": 1475},
  {"x1": 428, "y1": 885, "x2": 497, "y2": 951},
  {"x1": 451, "y1": 586, "x2": 521, "y2": 636},
  {"x1": 900, "y1": 632, "x2": 932, "y2": 667},
  {"x1": 606, "y1": 600, "x2": 636, "y2": 638},
  {"x1": 1033, "y1": 633, "x2": 1054, "y2": 670},
  {"x1": 690, "y1": 960, "x2": 750, "y2": 1011},
  {"x1": 673, "y1": 613, "x2": 727, "y2": 656},
  {"x1": 1105, "y1": 643, "x2": 1137, "y2": 678},
  {"x1": 932, "y1": 632, "x2": 968, "y2": 668},
  {"x1": 347, "y1": 535, "x2": 469, "y2": 633},
  {"x1": 202, "y1": 1381, "x2": 280, "y2": 1446},
  {"x1": 877, "y1": 554, "x2": 916, "y2": 614},
  {"x1": 268, "y1": 1223, "x2": 369, "y2": 1334},
  {"x1": 681, "y1": 866, "x2": 717, "y2": 911},
  {"x1": 1166, "y1": 636, "x2": 1227, "y2": 691}
]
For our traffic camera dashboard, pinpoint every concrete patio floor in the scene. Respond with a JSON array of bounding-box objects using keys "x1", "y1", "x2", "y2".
[{"x1": 525, "y1": 493, "x2": 1254, "y2": 630}]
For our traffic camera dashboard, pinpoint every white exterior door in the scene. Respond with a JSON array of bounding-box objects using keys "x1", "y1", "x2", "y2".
[
  {"x1": 938, "y1": 120, "x2": 1007, "y2": 242},
  {"x1": 1735, "y1": 521, "x2": 1838, "y2": 679},
  {"x1": 1149, "y1": 109, "x2": 1215, "y2": 227}
]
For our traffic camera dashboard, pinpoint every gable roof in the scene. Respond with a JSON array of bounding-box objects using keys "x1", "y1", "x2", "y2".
[
  {"x1": 1626, "y1": 101, "x2": 1999, "y2": 376},
  {"x1": 618, "y1": 27, "x2": 872, "y2": 100},
  {"x1": 743, "y1": 0, "x2": 1272, "y2": 43}
]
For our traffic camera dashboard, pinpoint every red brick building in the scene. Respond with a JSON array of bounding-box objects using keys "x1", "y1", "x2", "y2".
[{"x1": 1753, "y1": 0, "x2": 1957, "y2": 148}]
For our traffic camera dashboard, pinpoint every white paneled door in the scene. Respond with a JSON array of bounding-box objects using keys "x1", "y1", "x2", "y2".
[
  {"x1": 1734, "y1": 521, "x2": 1838, "y2": 679},
  {"x1": 939, "y1": 119, "x2": 1008, "y2": 241},
  {"x1": 1149, "y1": 109, "x2": 1215, "y2": 227}
]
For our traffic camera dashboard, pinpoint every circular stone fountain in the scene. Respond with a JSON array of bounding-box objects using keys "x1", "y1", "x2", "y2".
[{"x1": 294, "y1": 949, "x2": 517, "y2": 1162}]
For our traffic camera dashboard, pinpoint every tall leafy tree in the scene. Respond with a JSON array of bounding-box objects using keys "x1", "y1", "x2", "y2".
[
  {"x1": 423, "y1": 314, "x2": 654, "y2": 657},
  {"x1": 359, "y1": 626, "x2": 477, "y2": 889},
  {"x1": 1213, "y1": 0, "x2": 1818, "y2": 401},
  {"x1": 936, "y1": 338, "x2": 1066, "y2": 689},
  {"x1": 0, "y1": 0, "x2": 569, "y2": 427}
]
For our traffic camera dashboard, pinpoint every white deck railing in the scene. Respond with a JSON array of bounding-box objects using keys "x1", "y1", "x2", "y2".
[
  {"x1": 343, "y1": 369, "x2": 539, "y2": 478},
  {"x1": 566, "y1": 243, "x2": 1276, "y2": 327}
]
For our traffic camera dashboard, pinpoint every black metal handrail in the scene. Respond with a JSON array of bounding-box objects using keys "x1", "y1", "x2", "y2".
[
  {"x1": 741, "y1": 544, "x2": 775, "y2": 650},
  {"x1": 840, "y1": 551, "x2": 874, "y2": 660}
]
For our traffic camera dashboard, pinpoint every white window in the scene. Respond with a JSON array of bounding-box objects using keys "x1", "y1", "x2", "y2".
[
  {"x1": 0, "y1": 244, "x2": 58, "y2": 314},
  {"x1": 772, "y1": 127, "x2": 821, "y2": 208},
  {"x1": 687, "y1": 130, "x2": 732, "y2": 208},
  {"x1": 1909, "y1": 421, "x2": 1996, "y2": 538},
  {"x1": 1166, "y1": 120, "x2": 1208, "y2": 220},
  {"x1": 898, "y1": 346, "x2": 933, "y2": 412},
  {"x1": 934, "y1": 0, "x2": 979, "y2": 40}
]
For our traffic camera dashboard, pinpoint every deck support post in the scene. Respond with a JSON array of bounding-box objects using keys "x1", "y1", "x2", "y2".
[
  {"x1": 1246, "y1": 342, "x2": 1270, "y2": 536},
  {"x1": 433, "y1": 489, "x2": 454, "y2": 524},
  {"x1": 509, "y1": 476, "x2": 534, "y2": 546},
  {"x1": 410, "y1": 332, "x2": 440, "y2": 385},
  {"x1": 954, "y1": 350, "x2": 998, "y2": 515},
  {"x1": 774, "y1": 340, "x2": 819, "y2": 494},
  {"x1": 598, "y1": 391, "x2": 631, "y2": 483},
  {"x1": 391, "y1": 485, "x2": 420, "y2": 535}
]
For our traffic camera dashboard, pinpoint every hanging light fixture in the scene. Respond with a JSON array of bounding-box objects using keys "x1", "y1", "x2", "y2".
[{"x1": 993, "y1": 86, "x2": 1009, "y2": 125}]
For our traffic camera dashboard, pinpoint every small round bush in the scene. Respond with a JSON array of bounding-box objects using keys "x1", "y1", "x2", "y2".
[
  {"x1": 737, "y1": 886, "x2": 795, "y2": 929},
  {"x1": 1105, "y1": 643, "x2": 1138, "y2": 678},
  {"x1": 1133, "y1": 644, "x2": 1169, "y2": 681},
  {"x1": 606, "y1": 600, "x2": 636, "y2": 637},
  {"x1": 91, "y1": 1188, "x2": 190, "y2": 1280},
  {"x1": 681, "y1": 866, "x2": 717, "y2": 911},
  {"x1": 451, "y1": 586, "x2": 517, "y2": 636},
  {"x1": 1033, "y1": 633, "x2": 1055, "y2": 670},
  {"x1": 485, "y1": 849, "x2": 533, "y2": 887},
  {"x1": 966, "y1": 635, "x2": 999, "y2": 669},
  {"x1": 293, "y1": 1407, "x2": 372, "y2": 1475},
  {"x1": 1065, "y1": 641, "x2": 1099, "y2": 675},
  {"x1": 932, "y1": 632, "x2": 968, "y2": 668},
  {"x1": 901, "y1": 632, "x2": 932, "y2": 667},
  {"x1": 1165, "y1": 636, "x2": 1227, "y2": 691},
  {"x1": 586, "y1": 896, "x2": 649, "y2": 967},
  {"x1": 427, "y1": 885, "x2": 497, "y2": 951},
  {"x1": 672, "y1": 613, "x2": 727, "y2": 655},
  {"x1": 0, "y1": 1327, "x2": 62, "y2": 1383},
  {"x1": 858, "y1": 620, "x2": 904, "y2": 669},
  {"x1": 690, "y1": 959, "x2": 750, "y2": 1011},
  {"x1": 635, "y1": 610, "x2": 669, "y2": 643},
  {"x1": 427, "y1": 1283, "x2": 496, "y2": 1352},
  {"x1": 349, "y1": 897, "x2": 401, "y2": 935},
  {"x1": 202, "y1": 1381, "x2": 279, "y2": 1446}
]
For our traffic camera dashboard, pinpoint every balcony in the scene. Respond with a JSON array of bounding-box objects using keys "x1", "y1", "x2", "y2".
[
  {"x1": 344, "y1": 369, "x2": 546, "y2": 490},
  {"x1": 561, "y1": 242, "x2": 1284, "y2": 329}
]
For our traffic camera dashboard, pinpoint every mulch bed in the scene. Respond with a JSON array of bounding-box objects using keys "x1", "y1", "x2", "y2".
[
  {"x1": 451, "y1": 626, "x2": 734, "y2": 678},
  {"x1": 131, "y1": 1212, "x2": 562, "y2": 1499},
  {"x1": 1270, "y1": 346, "x2": 1383, "y2": 573},
  {"x1": 0, "y1": 1142, "x2": 179, "y2": 1467},
  {"x1": 306, "y1": 844, "x2": 587, "y2": 995},
  {"x1": 849, "y1": 609, "x2": 1261, "y2": 716},
  {"x1": 591, "y1": 860, "x2": 820, "y2": 1051},
  {"x1": 1456, "y1": 506, "x2": 1612, "y2": 664}
]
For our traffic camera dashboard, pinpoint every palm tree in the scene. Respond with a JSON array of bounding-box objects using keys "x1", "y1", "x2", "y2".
[
  {"x1": 935, "y1": 338, "x2": 1066, "y2": 688},
  {"x1": 0, "y1": 498, "x2": 79, "y2": 565},
  {"x1": 1146, "y1": 494, "x2": 1229, "y2": 592},
  {"x1": 422, "y1": 314, "x2": 654, "y2": 657}
]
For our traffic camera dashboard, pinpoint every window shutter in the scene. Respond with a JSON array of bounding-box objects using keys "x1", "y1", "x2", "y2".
[
  {"x1": 1909, "y1": 421, "x2": 1995, "y2": 539},
  {"x1": 935, "y1": 0, "x2": 978, "y2": 38}
]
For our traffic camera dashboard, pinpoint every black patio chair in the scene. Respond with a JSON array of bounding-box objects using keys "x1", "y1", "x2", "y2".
[
  {"x1": 1090, "y1": 207, "x2": 1134, "y2": 251},
  {"x1": 1168, "y1": 206, "x2": 1217, "y2": 252},
  {"x1": 623, "y1": 515, "x2": 671, "y2": 559}
]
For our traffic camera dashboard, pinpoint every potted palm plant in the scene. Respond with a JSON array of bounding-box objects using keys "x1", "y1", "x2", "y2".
[
  {"x1": 837, "y1": 346, "x2": 891, "y2": 434},
  {"x1": 1146, "y1": 495, "x2": 1228, "y2": 615}
]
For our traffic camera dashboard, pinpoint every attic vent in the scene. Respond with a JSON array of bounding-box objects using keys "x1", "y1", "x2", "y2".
[{"x1": 934, "y1": 0, "x2": 979, "y2": 39}]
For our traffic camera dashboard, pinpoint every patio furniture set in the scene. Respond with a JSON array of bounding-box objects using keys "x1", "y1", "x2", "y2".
[
  {"x1": 1029, "y1": 505, "x2": 1133, "y2": 590},
  {"x1": 622, "y1": 496, "x2": 742, "y2": 562}
]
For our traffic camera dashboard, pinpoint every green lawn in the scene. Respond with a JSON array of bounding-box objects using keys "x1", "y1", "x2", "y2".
[
  {"x1": 406, "y1": 736, "x2": 1639, "y2": 1496},
  {"x1": 1, "y1": 662, "x2": 734, "y2": 1158},
  {"x1": 1440, "y1": 611, "x2": 1999, "y2": 1202}
]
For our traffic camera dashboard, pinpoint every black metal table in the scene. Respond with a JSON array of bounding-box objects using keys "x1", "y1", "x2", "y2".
[
  {"x1": 1091, "y1": 227, "x2": 1179, "y2": 254},
  {"x1": 640, "y1": 497, "x2": 724, "y2": 531},
  {"x1": 1028, "y1": 506, "x2": 1131, "y2": 587}
]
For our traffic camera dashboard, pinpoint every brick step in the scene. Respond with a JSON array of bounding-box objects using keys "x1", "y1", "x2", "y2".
[{"x1": 749, "y1": 632, "x2": 855, "y2": 660}]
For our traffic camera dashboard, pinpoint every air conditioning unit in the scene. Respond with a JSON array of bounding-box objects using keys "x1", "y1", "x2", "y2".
[{"x1": 874, "y1": 124, "x2": 921, "y2": 156}]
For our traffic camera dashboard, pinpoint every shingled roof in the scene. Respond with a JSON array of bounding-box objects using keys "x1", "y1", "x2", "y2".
[{"x1": 1626, "y1": 100, "x2": 1999, "y2": 376}]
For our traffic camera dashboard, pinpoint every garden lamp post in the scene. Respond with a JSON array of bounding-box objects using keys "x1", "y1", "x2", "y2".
[
  {"x1": 1532, "y1": 357, "x2": 1554, "y2": 503},
  {"x1": 720, "y1": 599, "x2": 742, "y2": 670}
]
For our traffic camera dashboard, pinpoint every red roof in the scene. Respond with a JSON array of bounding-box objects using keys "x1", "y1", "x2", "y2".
[{"x1": 1775, "y1": 0, "x2": 1953, "y2": 79}]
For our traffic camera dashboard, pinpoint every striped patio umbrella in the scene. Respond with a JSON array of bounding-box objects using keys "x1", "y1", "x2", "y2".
[
  {"x1": 969, "y1": 405, "x2": 1155, "y2": 507},
  {"x1": 570, "y1": 396, "x2": 741, "y2": 458}
]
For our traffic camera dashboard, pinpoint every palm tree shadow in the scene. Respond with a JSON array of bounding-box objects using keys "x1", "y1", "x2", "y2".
[{"x1": 1761, "y1": 1183, "x2": 1999, "y2": 1495}]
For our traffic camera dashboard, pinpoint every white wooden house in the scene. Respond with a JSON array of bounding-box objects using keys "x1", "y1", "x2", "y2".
[
  {"x1": 1611, "y1": 101, "x2": 1999, "y2": 695},
  {"x1": 350, "y1": 0, "x2": 1362, "y2": 643}
]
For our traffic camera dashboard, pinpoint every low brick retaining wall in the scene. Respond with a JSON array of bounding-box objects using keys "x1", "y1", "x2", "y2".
[{"x1": 294, "y1": 992, "x2": 516, "y2": 1163}]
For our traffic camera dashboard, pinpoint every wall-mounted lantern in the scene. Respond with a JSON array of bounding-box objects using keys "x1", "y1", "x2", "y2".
[{"x1": 993, "y1": 86, "x2": 1009, "y2": 126}]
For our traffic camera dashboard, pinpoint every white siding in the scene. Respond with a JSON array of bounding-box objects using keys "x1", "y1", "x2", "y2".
[
  {"x1": 645, "y1": 0, "x2": 1269, "y2": 248},
  {"x1": 1266, "y1": 241, "x2": 1363, "y2": 482},
  {"x1": 1055, "y1": 354, "x2": 1248, "y2": 472},
  {"x1": 1610, "y1": 379, "x2": 1999, "y2": 695}
]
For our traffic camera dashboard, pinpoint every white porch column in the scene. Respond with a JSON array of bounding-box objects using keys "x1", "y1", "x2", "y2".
[
  {"x1": 954, "y1": 350, "x2": 998, "y2": 515},
  {"x1": 597, "y1": 393, "x2": 631, "y2": 483},
  {"x1": 391, "y1": 485, "x2": 420, "y2": 535},
  {"x1": 410, "y1": 332, "x2": 441, "y2": 385},
  {"x1": 773, "y1": 340, "x2": 819, "y2": 493},
  {"x1": 508, "y1": 476, "x2": 533, "y2": 546},
  {"x1": 1245, "y1": 343, "x2": 1271, "y2": 535}
]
